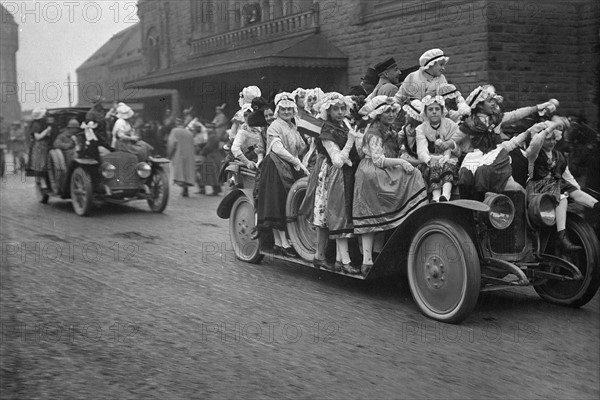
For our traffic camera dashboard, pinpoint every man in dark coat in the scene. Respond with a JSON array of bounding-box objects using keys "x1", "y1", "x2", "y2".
[{"x1": 347, "y1": 67, "x2": 378, "y2": 97}]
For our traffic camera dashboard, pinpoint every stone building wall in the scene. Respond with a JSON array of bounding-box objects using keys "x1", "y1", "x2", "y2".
[
  {"x1": 318, "y1": 0, "x2": 490, "y2": 92},
  {"x1": 134, "y1": 0, "x2": 599, "y2": 128},
  {"x1": 487, "y1": 0, "x2": 600, "y2": 128},
  {"x1": 0, "y1": 4, "x2": 22, "y2": 122}
]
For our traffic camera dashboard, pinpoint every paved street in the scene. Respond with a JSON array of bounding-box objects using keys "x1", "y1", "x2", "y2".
[{"x1": 1, "y1": 170, "x2": 599, "y2": 400}]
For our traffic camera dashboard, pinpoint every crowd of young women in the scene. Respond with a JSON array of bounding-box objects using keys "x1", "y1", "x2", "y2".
[{"x1": 226, "y1": 48, "x2": 600, "y2": 275}]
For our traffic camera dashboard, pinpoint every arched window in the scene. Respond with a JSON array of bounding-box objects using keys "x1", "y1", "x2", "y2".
[
  {"x1": 243, "y1": 3, "x2": 262, "y2": 25},
  {"x1": 147, "y1": 28, "x2": 160, "y2": 72}
]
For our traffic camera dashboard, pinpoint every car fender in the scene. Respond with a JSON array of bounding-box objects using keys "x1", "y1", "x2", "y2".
[
  {"x1": 370, "y1": 201, "x2": 489, "y2": 279},
  {"x1": 149, "y1": 156, "x2": 171, "y2": 164},
  {"x1": 73, "y1": 158, "x2": 99, "y2": 166},
  {"x1": 216, "y1": 188, "x2": 254, "y2": 219}
]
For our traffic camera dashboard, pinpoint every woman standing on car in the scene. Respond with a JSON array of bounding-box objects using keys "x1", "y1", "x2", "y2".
[
  {"x1": 27, "y1": 107, "x2": 51, "y2": 179},
  {"x1": 256, "y1": 92, "x2": 309, "y2": 257},
  {"x1": 353, "y1": 96, "x2": 428, "y2": 273},
  {"x1": 112, "y1": 103, "x2": 153, "y2": 162}
]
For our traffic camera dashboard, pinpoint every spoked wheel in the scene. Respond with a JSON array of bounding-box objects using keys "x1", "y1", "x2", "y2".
[
  {"x1": 147, "y1": 167, "x2": 169, "y2": 213},
  {"x1": 286, "y1": 177, "x2": 316, "y2": 262},
  {"x1": 35, "y1": 176, "x2": 49, "y2": 204},
  {"x1": 407, "y1": 220, "x2": 481, "y2": 324},
  {"x1": 70, "y1": 167, "x2": 93, "y2": 216},
  {"x1": 535, "y1": 215, "x2": 600, "y2": 307},
  {"x1": 229, "y1": 196, "x2": 262, "y2": 263},
  {"x1": 48, "y1": 149, "x2": 66, "y2": 195}
]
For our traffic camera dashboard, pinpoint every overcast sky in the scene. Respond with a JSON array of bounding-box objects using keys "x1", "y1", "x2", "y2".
[{"x1": 2, "y1": 0, "x2": 139, "y2": 111}]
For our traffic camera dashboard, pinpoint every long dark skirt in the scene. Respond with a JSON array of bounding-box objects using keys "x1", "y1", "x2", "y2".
[
  {"x1": 29, "y1": 140, "x2": 49, "y2": 172},
  {"x1": 256, "y1": 154, "x2": 301, "y2": 231},
  {"x1": 527, "y1": 176, "x2": 577, "y2": 206},
  {"x1": 422, "y1": 160, "x2": 459, "y2": 192}
]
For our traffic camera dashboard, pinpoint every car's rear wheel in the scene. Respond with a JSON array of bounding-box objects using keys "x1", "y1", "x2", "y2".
[
  {"x1": 535, "y1": 215, "x2": 600, "y2": 307},
  {"x1": 48, "y1": 149, "x2": 66, "y2": 195},
  {"x1": 70, "y1": 167, "x2": 93, "y2": 216},
  {"x1": 286, "y1": 177, "x2": 316, "y2": 262},
  {"x1": 229, "y1": 195, "x2": 262, "y2": 263},
  {"x1": 407, "y1": 219, "x2": 481, "y2": 324},
  {"x1": 147, "y1": 167, "x2": 169, "y2": 213}
]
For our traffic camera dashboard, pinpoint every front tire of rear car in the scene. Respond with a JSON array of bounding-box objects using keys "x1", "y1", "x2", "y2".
[
  {"x1": 70, "y1": 167, "x2": 93, "y2": 216},
  {"x1": 407, "y1": 219, "x2": 481, "y2": 324},
  {"x1": 147, "y1": 167, "x2": 169, "y2": 213}
]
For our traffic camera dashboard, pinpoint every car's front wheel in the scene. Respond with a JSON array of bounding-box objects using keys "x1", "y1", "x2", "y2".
[
  {"x1": 70, "y1": 167, "x2": 93, "y2": 216},
  {"x1": 407, "y1": 219, "x2": 481, "y2": 324},
  {"x1": 535, "y1": 215, "x2": 600, "y2": 307},
  {"x1": 147, "y1": 167, "x2": 169, "y2": 213}
]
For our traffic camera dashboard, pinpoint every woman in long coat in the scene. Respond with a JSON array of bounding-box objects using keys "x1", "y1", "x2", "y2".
[{"x1": 168, "y1": 118, "x2": 196, "y2": 197}]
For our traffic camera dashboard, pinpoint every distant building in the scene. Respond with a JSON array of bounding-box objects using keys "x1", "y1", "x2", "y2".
[
  {"x1": 76, "y1": 23, "x2": 174, "y2": 120},
  {"x1": 126, "y1": 0, "x2": 598, "y2": 128},
  {"x1": 0, "y1": 4, "x2": 22, "y2": 123}
]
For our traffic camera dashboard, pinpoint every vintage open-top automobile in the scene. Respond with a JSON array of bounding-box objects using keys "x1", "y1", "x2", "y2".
[
  {"x1": 36, "y1": 108, "x2": 170, "y2": 216},
  {"x1": 218, "y1": 163, "x2": 600, "y2": 324}
]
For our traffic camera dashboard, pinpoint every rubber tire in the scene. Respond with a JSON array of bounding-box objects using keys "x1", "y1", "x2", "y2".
[
  {"x1": 286, "y1": 177, "x2": 316, "y2": 262},
  {"x1": 229, "y1": 196, "x2": 262, "y2": 263},
  {"x1": 535, "y1": 215, "x2": 600, "y2": 307},
  {"x1": 407, "y1": 219, "x2": 481, "y2": 324},
  {"x1": 70, "y1": 167, "x2": 93, "y2": 216},
  {"x1": 48, "y1": 149, "x2": 66, "y2": 195},
  {"x1": 147, "y1": 167, "x2": 170, "y2": 213}
]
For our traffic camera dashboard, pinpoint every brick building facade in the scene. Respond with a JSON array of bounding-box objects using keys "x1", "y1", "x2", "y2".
[
  {"x1": 76, "y1": 23, "x2": 174, "y2": 118},
  {"x1": 128, "y1": 0, "x2": 599, "y2": 129},
  {"x1": 1, "y1": 4, "x2": 22, "y2": 123}
]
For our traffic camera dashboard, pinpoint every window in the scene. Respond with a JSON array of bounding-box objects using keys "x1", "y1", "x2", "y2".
[
  {"x1": 146, "y1": 28, "x2": 160, "y2": 72},
  {"x1": 358, "y1": 0, "x2": 441, "y2": 24},
  {"x1": 191, "y1": 0, "x2": 215, "y2": 34},
  {"x1": 243, "y1": 3, "x2": 262, "y2": 25}
]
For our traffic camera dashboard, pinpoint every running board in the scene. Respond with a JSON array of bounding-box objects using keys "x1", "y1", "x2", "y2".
[{"x1": 260, "y1": 250, "x2": 366, "y2": 280}]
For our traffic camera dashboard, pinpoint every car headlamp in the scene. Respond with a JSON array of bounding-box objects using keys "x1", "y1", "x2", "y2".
[
  {"x1": 483, "y1": 193, "x2": 515, "y2": 230},
  {"x1": 101, "y1": 162, "x2": 116, "y2": 179},
  {"x1": 136, "y1": 162, "x2": 152, "y2": 178},
  {"x1": 528, "y1": 193, "x2": 556, "y2": 226}
]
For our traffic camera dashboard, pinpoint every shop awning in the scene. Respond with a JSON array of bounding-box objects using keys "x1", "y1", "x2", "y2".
[{"x1": 126, "y1": 34, "x2": 347, "y2": 89}]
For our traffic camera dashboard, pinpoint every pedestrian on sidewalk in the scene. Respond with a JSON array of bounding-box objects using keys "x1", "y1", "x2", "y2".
[{"x1": 167, "y1": 118, "x2": 196, "y2": 197}]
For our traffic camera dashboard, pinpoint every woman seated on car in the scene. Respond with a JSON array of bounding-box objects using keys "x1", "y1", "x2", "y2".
[
  {"x1": 111, "y1": 103, "x2": 153, "y2": 162},
  {"x1": 52, "y1": 119, "x2": 82, "y2": 166}
]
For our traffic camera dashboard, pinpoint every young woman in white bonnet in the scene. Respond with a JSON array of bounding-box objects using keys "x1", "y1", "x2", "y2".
[
  {"x1": 436, "y1": 83, "x2": 471, "y2": 123},
  {"x1": 230, "y1": 86, "x2": 262, "y2": 141},
  {"x1": 398, "y1": 99, "x2": 425, "y2": 167},
  {"x1": 416, "y1": 95, "x2": 461, "y2": 202},
  {"x1": 395, "y1": 48, "x2": 449, "y2": 105},
  {"x1": 353, "y1": 96, "x2": 428, "y2": 274},
  {"x1": 525, "y1": 123, "x2": 600, "y2": 250},
  {"x1": 457, "y1": 84, "x2": 561, "y2": 198},
  {"x1": 300, "y1": 92, "x2": 361, "y2": 274},
  {"x1": 256, "y1": 92, "x2": 309, "y2": 258}
]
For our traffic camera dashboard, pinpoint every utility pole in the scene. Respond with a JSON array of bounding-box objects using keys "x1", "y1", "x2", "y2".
[{"x1": 67, "y1": 73, "x2": 72, "y2": 107}]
